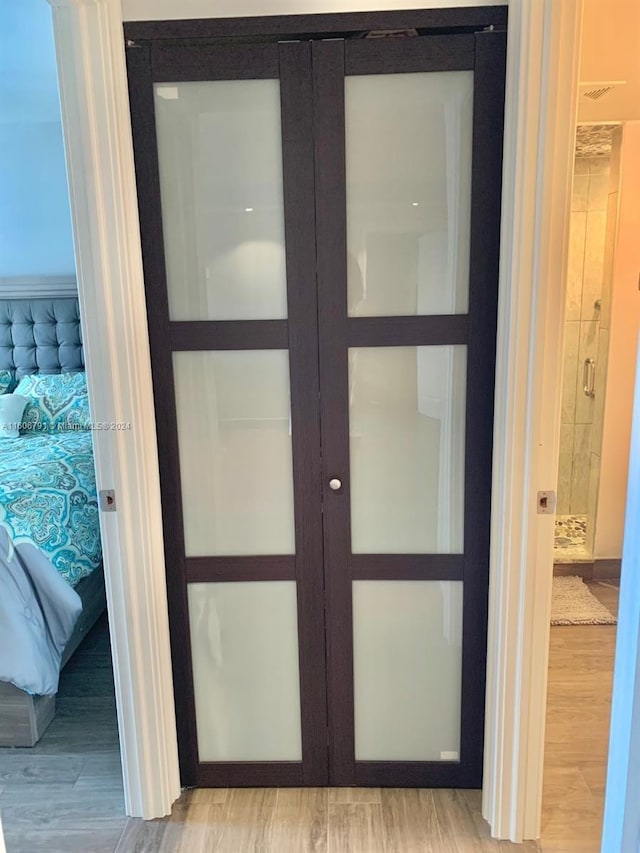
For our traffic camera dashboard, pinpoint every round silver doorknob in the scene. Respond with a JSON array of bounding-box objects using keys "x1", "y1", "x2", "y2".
[{"x1": 329, "y1": 478, "x2": 342, "y2": 491}]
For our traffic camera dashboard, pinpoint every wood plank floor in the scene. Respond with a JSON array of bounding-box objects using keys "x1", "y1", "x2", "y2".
[
  {"x1": 0, "y1": 583, "x2": 619, "y2": 852},
  {"x1": 539, "y1": 581, "x2": 618, "y2": 852},
  {"x1": 0, "y1": 616, "x2": 127, "y2": 853}
]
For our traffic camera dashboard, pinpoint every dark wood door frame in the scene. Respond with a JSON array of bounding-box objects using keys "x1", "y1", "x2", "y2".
[
  {"x1": 126, "y1": 7, "x2": 507, "y2": 789},
  {"x1": 124, "y1": 6, "x2": 507, "y2": 42}
]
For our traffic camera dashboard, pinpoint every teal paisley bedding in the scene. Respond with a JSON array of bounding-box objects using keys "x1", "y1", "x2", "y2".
[
  {"x1": 15, "y1": 372, "x2": 90, "y2": 433},
  {"x1": 0, "y1": 431, "x2": 101, "y2": 587}
]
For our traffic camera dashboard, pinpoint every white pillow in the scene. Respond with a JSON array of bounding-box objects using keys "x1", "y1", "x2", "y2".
[{"x1": 0, "y1": 394, "x2": 29, "y2": 439}]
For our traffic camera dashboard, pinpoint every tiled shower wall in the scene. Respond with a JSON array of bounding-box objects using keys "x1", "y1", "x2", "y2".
[
  {"x1": 557, "y1": 155, "x2": 611, "y2": 516},
  {"x1": 587, "y1": 129, "x2": 622, "y2": 554}
]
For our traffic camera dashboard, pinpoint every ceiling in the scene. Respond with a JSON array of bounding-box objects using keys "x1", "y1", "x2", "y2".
[{"x1": 578, "y1": 0, "x2": 640, "y2": 123}]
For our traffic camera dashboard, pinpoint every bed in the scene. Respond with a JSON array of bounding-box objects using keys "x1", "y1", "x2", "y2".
[{"x1": 0, "y1": 296, "x2": 105, "y2": 746}]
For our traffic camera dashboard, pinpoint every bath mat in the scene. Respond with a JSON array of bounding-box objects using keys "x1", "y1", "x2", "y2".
[{"x1": 551, "y1": 576, "x2": 617, "y2": 626}]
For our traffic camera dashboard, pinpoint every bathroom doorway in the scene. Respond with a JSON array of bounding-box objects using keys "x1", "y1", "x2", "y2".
[
  {"x1": 544, "y1": 111, "x2": 640, "y2": 847},
  {"x1": 555, "y1": 123, "x2": 621, "y2": 577}
]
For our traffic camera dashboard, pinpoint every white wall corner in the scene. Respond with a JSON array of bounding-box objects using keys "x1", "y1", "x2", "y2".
[
  {"x1": 602, "y1": 339, "x2": 640, "y2": 852},
  {"x1": 482, "y1": 0, "x2": 582, "y2": 842},
  {"x1": 47, "y1": 0, "x2": 181, "y2": 819}
]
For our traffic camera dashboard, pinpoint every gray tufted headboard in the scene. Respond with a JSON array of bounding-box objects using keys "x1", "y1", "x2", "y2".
[{"x1": 0, "y1": 298, "x2": 84, "y2": 382}]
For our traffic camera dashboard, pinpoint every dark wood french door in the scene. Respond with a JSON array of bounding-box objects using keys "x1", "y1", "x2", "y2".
[{"x1": 126, "y1": 8, "x2": 506, "y2": 790}]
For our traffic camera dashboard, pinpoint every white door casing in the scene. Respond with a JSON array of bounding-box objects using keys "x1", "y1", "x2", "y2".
[
  {"x1": 47, "y1": 0, "x2": 591, "y2": 840},
  {"x1": 47, "y1": 0, "x2": 181, "y2": 820},
  {"x1": 482, "y1": 0, "x2": 583, "y2": 840}
]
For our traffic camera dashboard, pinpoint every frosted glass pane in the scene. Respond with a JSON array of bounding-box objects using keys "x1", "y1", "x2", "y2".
[
  {"x1": 188, "y1": 581, "x2": 302, "y2": 761},
  {"x1": 155, "y1": 80, "x2": 287, "y2": 321},
  {"x1": 174, "y1": 350, "x2": 295, "y2": 556},
  {"x1": 350, "y1": 346, "x2": 466, "y2": 553},
  {"x1": 353, "y1": 580, "x2": 462, "y2": 761},
  {"x1": 345, "y1": 72, "x2": 473, "y2": 317}
]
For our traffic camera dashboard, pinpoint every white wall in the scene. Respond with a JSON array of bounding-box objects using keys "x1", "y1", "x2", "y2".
[
  {"x1": 123, "y1": 0, "x2": 505, "y2": 21},
  {"x1": 579, "y1": 0, "x2": 640, "y2": 124},
  {"x1": 595, "y1": 122, "x2": 640, "y2": 559},
  {"x1": 0, "y1": 0, "x2": 75, "y2": 277}
]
